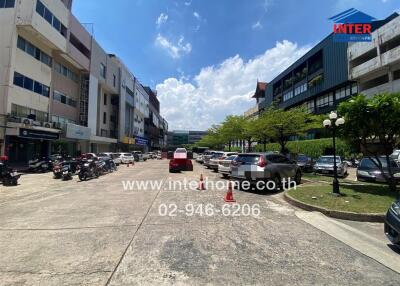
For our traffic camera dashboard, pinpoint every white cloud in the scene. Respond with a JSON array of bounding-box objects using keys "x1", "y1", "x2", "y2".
[
  {"x1": 252, "y1": 21, "x2": 263, "y2": 30},
  {"x1": 263, "y1": 0, "x2": 273, "y2": 11},
  {"x1": 156, "y1": 40, "x2": 311, "y2": 130},
  {"x1": 193, "y1": 11, "x2": 201, "y2": 20},
  {"x1": 156, "y1": 13, "x2": 168, "y2": 28},
  {"x1": 155, "y1": 34, "x2": 192, "y2": 59},
  {"x1": 184, "y1": 0, "x2": 192, "y2": 6}
]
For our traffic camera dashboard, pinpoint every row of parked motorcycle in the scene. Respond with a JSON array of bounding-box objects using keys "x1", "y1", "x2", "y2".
[{"x1": 34, "y1": 154, "x2": 117, "y2": 181}]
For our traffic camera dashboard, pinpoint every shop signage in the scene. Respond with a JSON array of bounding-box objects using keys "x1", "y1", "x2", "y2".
[
  {"x1": 19, "y1": 128, "x2": 60, "y2": 140},
  {"x1": 135, "y1": 135, "x2": 148, "y2": 146},
  {"x1": 123, "y1": 136, "x2": 135, "y2": 145},
  {"x1": 329, "y1": 8, "x2": 375, "y2": 42},
  {"x1": 66, "y1": 123, "x2": 91, "y2": 140}
]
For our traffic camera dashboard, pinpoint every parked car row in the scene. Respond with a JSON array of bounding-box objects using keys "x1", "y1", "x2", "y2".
[{"x1": 196, "y1": 150, "x2": 302, "y2": 191}]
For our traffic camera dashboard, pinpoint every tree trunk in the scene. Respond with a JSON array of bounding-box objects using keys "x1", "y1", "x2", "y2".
[
  {"x1": 263, "y1": 139, "x2": 267, "y2": 152},
  {"x1": 247, "y1": 138, "x2": 252, "y2": 152}
]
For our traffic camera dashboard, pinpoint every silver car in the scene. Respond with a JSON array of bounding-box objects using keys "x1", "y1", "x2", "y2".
[
  {"x1": 203, "y1": 151, "x2": 220, "y2": 167},
  {"x1": 313, "y1": 156, "x2": 348, "y2": 177},
  {"x1": 209, "y1": 152, "x2": 237, "y2": 171},
  {"x1": 230, "y1": 153, "x2": 302, "y2": 190},
  {"x1": 218, "y1": 155, "x2": 238, "y2": 178}
]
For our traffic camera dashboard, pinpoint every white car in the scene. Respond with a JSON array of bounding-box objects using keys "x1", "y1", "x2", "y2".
[
  {"x1": 174, "y1": 148, "x2": 187, "y2": 159},
  {"x1": 218, "y1": 155, "x2": 238, "y2": 178},
  {"x1": 115, "y1": 153, "x2": 135, "y2": 164},
  {"x1": 196, "y1": 154, "x2": 203, "y2": 163},
  {"x1": 391, "y1": 150, "x2": 400, "y2": 164},
  {"x1": 209, "y1": 152, "x2": 238, "y2": 171}
]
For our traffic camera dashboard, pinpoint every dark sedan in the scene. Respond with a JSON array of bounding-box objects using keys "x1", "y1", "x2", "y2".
[
  {"x1": 385, "y1": 200, "x2": 400, "y2": 246},
  {"x1": 357, "y1": 157, "x2": 400, "y2": 183},
  {"x1": 296, "y1": 154, "x2": 314, "y2": 172}
]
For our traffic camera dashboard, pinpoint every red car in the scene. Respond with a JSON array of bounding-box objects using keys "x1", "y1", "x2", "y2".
[{"x1": 169, "y1": 148, "x2": 193, "y2": 172}]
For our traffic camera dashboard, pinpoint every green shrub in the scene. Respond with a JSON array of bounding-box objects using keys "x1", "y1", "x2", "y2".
[
  {"x1": 223, "y1": 146, "x2": 242, "y2": 152},
  {"x1": 255, "y1": 138, "x2": 352, "y2": 159}
]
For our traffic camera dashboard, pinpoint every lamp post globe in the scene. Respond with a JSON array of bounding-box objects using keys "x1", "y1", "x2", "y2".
[
  {"x1": 336, "y1": 117, "x2": 345, "y2": 126},
  {"x1": 323, "y1": 119, "x2": 332, "y2": 128},
  {"x1": 323, "y1": 112, "x2": 344, "y2": 196},
  {"x1": 329, "y1": 111, "x2": 338, "y2": 120}
]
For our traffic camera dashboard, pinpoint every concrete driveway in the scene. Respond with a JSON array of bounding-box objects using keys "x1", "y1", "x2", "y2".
[{"x1": 0, "y1": 160, "x2": 399, "y2": 285}]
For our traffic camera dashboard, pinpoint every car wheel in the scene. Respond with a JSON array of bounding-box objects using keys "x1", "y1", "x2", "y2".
[
  {"x1": 295, "y1": 171, "x2": 302, "y2": 185},
  {"x1": 273, "y1": 175, "x2": 282, "y2": 191}
]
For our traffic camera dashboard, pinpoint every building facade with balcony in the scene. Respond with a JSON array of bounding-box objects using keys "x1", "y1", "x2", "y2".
[
  {"x1": 0, "y1": 0, "x2": 72, "y2": 163},
  {"x1": 0, "y1": 0, "x2": 167, "y2": 163},
  {"x1": 348, "y1": 13, "x2": 400, "y2": 97},
  {"x1": 260, "y1": 33, "x2": 358, "y2": 117}
]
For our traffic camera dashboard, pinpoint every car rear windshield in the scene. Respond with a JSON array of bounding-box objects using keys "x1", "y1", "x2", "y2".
[
  {"x1": 235, "y1": 154, "x2": 260, "y2": 164},
  {"x1": 297, "y1": 155, "x2": 309, "y2": 162},
  {"x1": 225, "y1": 155, "x2": 237, "y2": 160},
  {"x1": 360, "y1": 158, "x2": 398, "y2": 169},
  {"x1": 317, "y1": 157, "x2": 340, "y2": 164},
  {"x1": 212, "y1": 152, "x2": 224, "y2": 158}
]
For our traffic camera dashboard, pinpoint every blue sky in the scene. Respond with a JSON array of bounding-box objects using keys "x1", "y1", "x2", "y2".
[{"x1": 72, "y1": 0, "x2": 399, "y2": 130}]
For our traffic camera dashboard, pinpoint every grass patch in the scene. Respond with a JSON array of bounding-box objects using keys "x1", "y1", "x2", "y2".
[
  {"x1": 302, "y1": 173, "x2": 353, "y2": 184},
  {"x1": 288, "y1": 183, "x2": 397, "y2": 213}
]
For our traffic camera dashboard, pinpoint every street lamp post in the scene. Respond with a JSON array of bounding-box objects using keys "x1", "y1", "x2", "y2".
[{"x1": 323, "y1": 111, "x2": 345, "y2": 196}]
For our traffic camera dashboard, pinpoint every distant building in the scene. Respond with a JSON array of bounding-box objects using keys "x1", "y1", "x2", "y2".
[
  {"x1": 167, "y1": 130, "x2": 208, "y2": 148},
  {"x1": 348, "y1": 13, "x2": 400, "y2": 97}
]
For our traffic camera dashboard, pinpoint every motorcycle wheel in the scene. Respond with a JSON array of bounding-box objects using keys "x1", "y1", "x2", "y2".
[{"x1": 79, "y1": 173, "x2": 87, "y2": 181}]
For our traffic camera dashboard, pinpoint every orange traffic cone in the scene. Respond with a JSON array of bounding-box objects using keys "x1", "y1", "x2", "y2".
[
  {"x1": 197, "y1": 174, "x2": 206, "y2": 190},
  {"x1": 224, "y1": 181, "x2": 236, "y2": 203}
]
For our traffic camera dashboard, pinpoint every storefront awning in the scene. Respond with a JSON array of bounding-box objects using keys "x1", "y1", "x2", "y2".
[{"x1": 90, "y1": 135, "x2": 118, "y2": 144}]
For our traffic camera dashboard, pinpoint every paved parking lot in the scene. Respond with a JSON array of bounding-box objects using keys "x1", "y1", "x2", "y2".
[{"x1": 0, "y1": 160, "x2": 399, "y2": 285}]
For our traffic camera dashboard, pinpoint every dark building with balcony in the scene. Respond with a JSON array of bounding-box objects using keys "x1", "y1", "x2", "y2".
[{"x1": 260, "y1": 33, "x2": 358, "y2": 115}]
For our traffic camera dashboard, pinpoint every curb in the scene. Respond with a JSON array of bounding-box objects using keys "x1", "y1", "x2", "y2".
[{"x1": 284, "y1": 191, "x2": 385, "y2": 223}]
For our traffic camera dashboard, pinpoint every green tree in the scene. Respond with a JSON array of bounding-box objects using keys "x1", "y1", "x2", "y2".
[
  {"x1": 197, "y1": 125, "x2": 225, "y2": 149},
  {"x1": 260, "y1": 106, "x2": 321, "y2": 154},
  {"x1": 219, "y1": 115, "x2": 244, "y2": 151},
  {"x1": 338, "y1": 93, "x2": 400, "y2": 193}
]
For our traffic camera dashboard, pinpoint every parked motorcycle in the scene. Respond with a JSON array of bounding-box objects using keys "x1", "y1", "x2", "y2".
[
  {"x1": 0, "y1": 156, "x2": 20, "y2": 186},
  {"x1": 61, "y1": 160, "x2": 80, "y2": 180},
  {"x1": 28, "y1": 156, "x2": 51, "y2": 173},
  {"x1": 53, "y1": 163, "x2": 63, "y2": 179},
  {"x1": 78, "y1": 159, "x2": 100, "y2": 181},
  {"x1": 101, "y1": 157, "x2": 117, "y2": 173}
]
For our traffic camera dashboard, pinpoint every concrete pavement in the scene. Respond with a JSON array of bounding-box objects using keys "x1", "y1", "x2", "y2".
[{"x1": 0, "y1": 160, "x2": 399, "y2": 285}]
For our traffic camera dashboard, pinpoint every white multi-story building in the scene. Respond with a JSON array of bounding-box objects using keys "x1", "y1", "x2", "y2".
[
  {"x1": 348, "y1": 13, "x2": 400, "y2": 97},
  {"x1": 0, "y1": 0, "x2": 166, "y2": 162}
]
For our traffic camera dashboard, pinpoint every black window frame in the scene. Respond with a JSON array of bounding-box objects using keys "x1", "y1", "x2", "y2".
[
  {"x1": 34, "y1": 81, "x2": 43, "y2": 94},
  {"x1": 23, "y1": 77, "x2": 33, "y2": 91},
  {"x1": 35, "y1": 0, "x2": 45, "y2": 16},
  {"x1": 4, "y1": 0, "x2": 15, "y2": 8},
  {"x1": 103, "y1": 112, "x2": 107, "y2": 124},
  {"x1": 13, "y1": 72, "x2": 24, "y2": 88},
  {"x1": 17, "y1": 36, "x2": 26, "y2": 50},
  {"x1": 43, "y1": 7, "x2": 53, "y2": 25}
]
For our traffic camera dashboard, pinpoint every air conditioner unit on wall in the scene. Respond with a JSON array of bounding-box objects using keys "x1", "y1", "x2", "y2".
[{"x1": 21, "y1": 118, "x2": 33, "y2": 125}]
